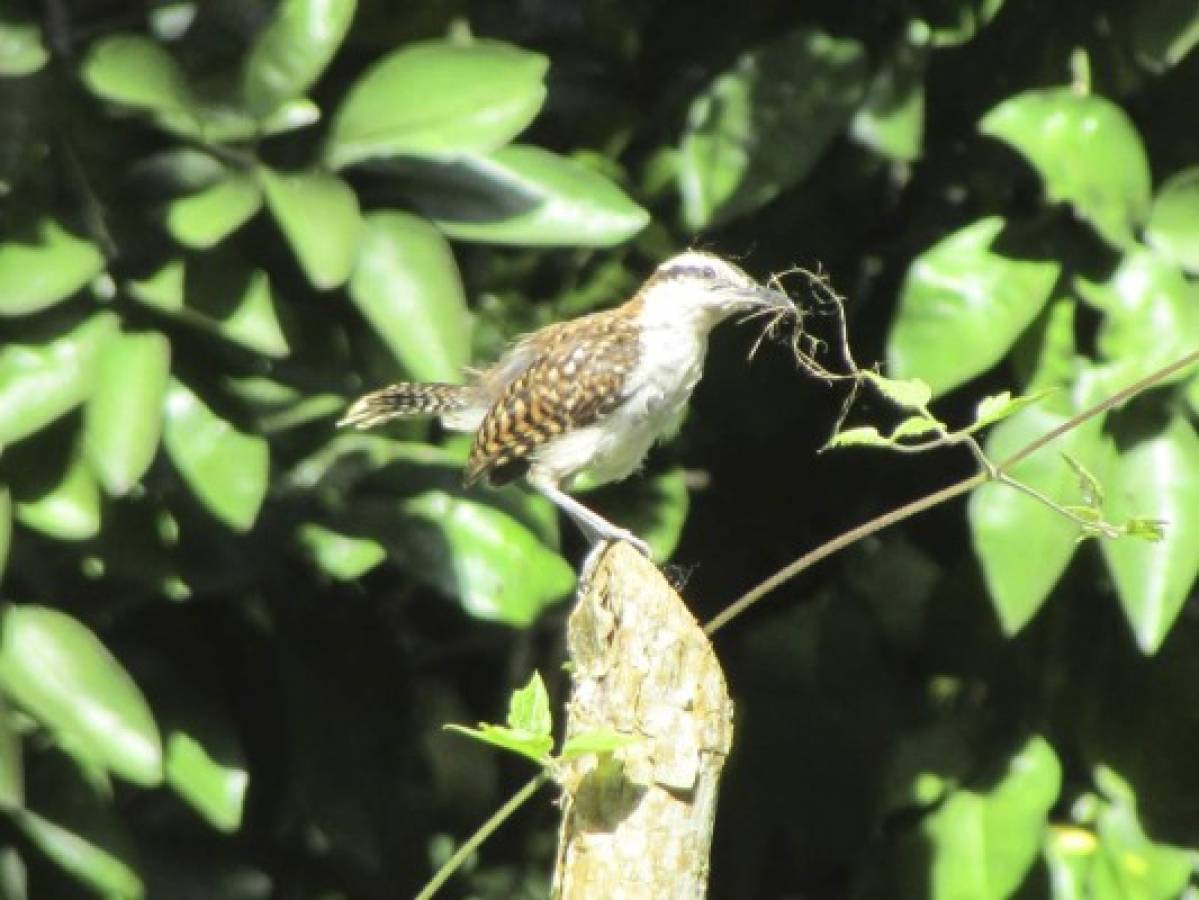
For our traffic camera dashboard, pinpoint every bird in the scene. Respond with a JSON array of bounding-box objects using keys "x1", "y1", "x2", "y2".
[{"x1": 337, "y1": 250, "x2": 796, "y2": 557}]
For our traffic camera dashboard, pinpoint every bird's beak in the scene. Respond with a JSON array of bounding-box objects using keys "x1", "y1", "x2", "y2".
[{"x1": 741, "y1": 283, "x2": 794, "y2": 311}]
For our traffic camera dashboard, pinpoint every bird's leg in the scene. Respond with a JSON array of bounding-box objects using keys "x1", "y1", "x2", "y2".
[{"x1": 529, "y1": 475, "x2": 652, "y2": 558}]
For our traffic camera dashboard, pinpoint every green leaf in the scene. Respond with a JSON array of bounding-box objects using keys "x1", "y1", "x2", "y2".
[
  {"x1": 260, "y1": 167, "x2": 361, "y2": 290},
  {"x1": 0, "y1": 20, "x2": 49, "y2": 76},
  {"x1": 1130, "y1": 0, "x2": 1199, "y2": 72},
  {"x1": 325, "y1": 38, "x2": 548, "y2": 168},
  {"x1": 9, "y1": 809, "x2": 143, "y2": 900},
  {"x1": 0, "y1": 605, "x2": 163, "y2": 786},
  {"x1": 162, "y1": 379, "x2": 269, "y2": 532},
  {"x1": 405, "y1": 146, "x2": 649, "y2": 246},
  {"x1": 1100, "y1": 414, "x2": 1199, "y2": 654},
  {"x1": 980, "y1": 88, "x2": 1151, "y2": 248},
  {"x1": 0, "y1": 694, "x2": 22, "y2": 808},
  {"x1": 165, "y1": 172, "x2": 262, "y2": 250},
  {"x1": 1144, "y1": 166, "x2": 1199, "y2": 274},
  {"x1": 0, "y1": 487, "x2": 10, "y2": 586},
  {"x1": 296, "y1": 523, "x2": 386, "y2": 580},
  {"x1": 240, "y1": 0, "x2": 356, "y2": 116},
  {"x1": 887, "y1": 217, "x2": 1059, "y2": 397},
  {"x1": 824, "y1": 426, "x2": 889, "y2": 450},
  {"x1": 1075, "y1": 249, "x2": 1199, "y2": 387},
  {"x1": 970, "y1": 389, "x2": 1052, "y2": 432},
  {"x1": 920, "y1": 735, "x2": 1061, "y2": 899},
  {"x1": 891, "y1": 415, "x2": 943, "y2": 440},
  {"x1": 678, "y1": 28, "x2": 867, "y2": 229},
  {"x1": 129, "y1": 258, "x2": 289, "y2": 358},
  {"x1": 918, "y1": 0, "x2": 1006, "y2": 47},
  {"x1": 384, "y1": 490, "x2": 575, "y2": 626},
  {"x1": 0, "y1": 312, "x2": 116, "y2": 444},
  {"x1": 559, "y1": 729, "x2": 639, "y2": 762},
  {"x1": 850, "y1": 33, "x2": 926, "y2": 162},
  {"x1": 968, "y1": 375, "x2": 1113, "y2": 634},
  {"x1": 165, "y1": 732, "x2": 247, "y2": 833},
  {"x1": 260, "y1": 97, "x2": 321, "y2": 135},
  {"x1": 80, "y1": 34, "x2": 197, "y2": 135},
  {"x1": 444, "y1": 722, "x2": 553, "y2": 765},
  {"x1": 865, "y1": 371, "x2": 932, "y2": 409},
  {"x1": 83, "y1": 330, "x2": 171, "y2": 496},
  {"x1": 0, "y1": 219, "x2": 104, "y2": 316},
  {"x1": 14, "y1": 445, "x2": 101, "y2": 541},
  {"x1": 507, "y1": 671, "x2": 551, "y2": 736},
  {"x1": 348, "y1": 211, "x2": 470, "y2": 383}
]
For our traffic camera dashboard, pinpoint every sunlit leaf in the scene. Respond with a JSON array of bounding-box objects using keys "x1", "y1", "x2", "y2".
[
  {"x1": 349, "y1": 210, "x2": 470, "y2": 383},
  {"x1": 405, "y1": 146, "x2": 649, "y2": 246},
  {"x1": 165, "y1": 172, "x2": 262, "y2": 250},
  {"x1": 850, "y1": 33, "x2": 926, "y2": 161},
  {"x1": 1144, "y1": 166, "x2": 1199, "y2": 274},
  {"x1": 1100, "y1": 413, "x2": 1199, "y2": 654},
  {"x1": 891, "y1": 416, "x2": 943, "y2": 440},
  {"x1": 296, "y1": 522, "x2": 385, "y2": 580},
  {"x1": 887, "y1": 217, "x2": 1059, "y2": 397},
  {"x1": 970, "y1": 389, "x2": 1052, "y2": 432},
  {"x1": 162, "y1": 379, "x2": 269, "y2": 532},
  {"x1": 325, "y1": 39, "x2": 548, "y2": 168},
  {"x1": 83, "y1": 330, "x2": 171, "y2": 496},
  {"x1": 0, "y1": 605, "x2": 162, "y2": 786},
  {"x1": 80, "y1": 33, "x2": 197, "y2": 135},
  {"x1": 240, "y1": 0, "x2": 356, "y2": 116},
  {"x1": 507, "y1": 671, "x2": 551, "y2": 736},
  {"x1": 0, "y1": 219, "x2": 103, "y2": 316},
  {"x1": 559, "y1": 730, "x2": 639, "y2": 761},
  {"x1": 866, "y1": 371, "x2": 932, "y2": 409},
  {"x1": 980, "y1": 88, "x2": 1151, "y2": 248},
  {"x1": 165, "y1": 732, "x2": 247, "y2": 833},
  {"x1": 824, "y1": 426, "x2": 889, "y2": 450},
  {"x1": 14, "y1": 445, "x2": 101, "y2": 541},
  {"x1": 0, "y1": 20, "x2": 48, "y2": 76},
  {"x1": 444, "y1": 722, "x2": 553, "y2": 765},
  {"x1": 9, "y1": 808, "x2": 143, "y2": 899},
  {"x1": 260, "y1": 167, "x2": 361, "y2": 290},
  {"x1": 679, "y1": 28, "x2": 867, "y2": 229}
]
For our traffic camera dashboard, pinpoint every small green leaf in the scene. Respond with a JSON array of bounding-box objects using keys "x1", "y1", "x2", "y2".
[
  {"x1": 14, "y1": 445, "x2": 101, "y2": 541},
  {"x1": 0, "y1": 219, "x2": 104, "y2": 317},
  {"x1": 83, "y1": 330, "x2": 171, "y2": 496},
  {"x1": 887, "y1": 217, "x2": 1059, "y2": 397},
  {"x1": 1144, "y1": 166, "x2": 1199, "y2": 274},
  {"x1": 0, "y1": 20, "x2": 49, "y2": 76},
  {"x1": 679, "y1": 28, "x2": 867, "y2": 229},
  {"x1": 297, "y1": 523, "x2": 386, "y2": 580},
  {"x1": 348, "y1": 211, "x2": 470, "y2": 383},
  {"x1": 162, "y1": 379, "x2": 269, "y2": 532},
  {"x1": 866, "y1": 371, "x2": 932, "y2": 409},
  {"x1": 971, "y1": 388, "x2": 1053, "y2": 432},
  {"x1": 240, "y1": 0, "x2": 356, "y2": 116},
  {"x1": 891, "y1": 416, "x2": 943, "y2": 440},
  {"x1": 165, "y1": 173, "x2": 262, "y2": 250},
  {"x1": 325, "y1": 39, "x2": 548, "y2": 168},
  {"x1": 260, "y1": 167, "x2": 361, "y2": 290},
  {"x1": 1061, "y1": 452, "x2": 1105, "y2": 509},
  {"x1": 80, "y1": 34, "x2": 197, "y2": 134},
  {"x1": 407, "y1": 146, "x2": 649, "y2": 247},
  {"x1": 9, "y1": 809, "x2": 143, "y2": 899},
  {"x1": 260, "y1": 97, "x2": 321, "y2": 134},
  {"x1": 0, "y1": 605, "x2": 163, "y2": 786},
  {"x1": 824, "y1": 426, "x2": 889, "y2": 450},
  {"x1": 444, "y1": 722, "x2": 553, "y2": 765},
  {"x1": 1122, "y1": 517, "x2": 1166, "y2": 543},
  {"x1": 507, "y1": 671, "x2": 551, "y2": 737},
  {"x1": 980, "y1": 88, "x2": 1151, "y2": 248},
  {"x1": 165, "y1": 732, "x2": 247, "y2": 833},
  {"x1": 1100, "y1": 414, "x2": 1199, "y2": 654},
  {"x1": 559, "y1": 729, "x2": 639, "y2": 762}
]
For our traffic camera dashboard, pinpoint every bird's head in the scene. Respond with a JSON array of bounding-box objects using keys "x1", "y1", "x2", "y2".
[{"x1": 640, "y1": 250, "x2": 795, "y2": 330}]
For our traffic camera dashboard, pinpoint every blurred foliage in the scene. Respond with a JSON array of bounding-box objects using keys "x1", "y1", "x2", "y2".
[{"x1": 0, "y1": 0, "x2": 1198, "y2": 898}]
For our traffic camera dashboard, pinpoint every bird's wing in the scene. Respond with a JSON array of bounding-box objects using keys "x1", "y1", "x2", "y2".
[{"x1": 464, "y1": 310, "x2": 641, "y2": 486}]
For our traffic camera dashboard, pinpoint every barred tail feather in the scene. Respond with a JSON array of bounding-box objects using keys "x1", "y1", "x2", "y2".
[{"x1": 337, "y1": 383, "x2": 475, "y2": 430}]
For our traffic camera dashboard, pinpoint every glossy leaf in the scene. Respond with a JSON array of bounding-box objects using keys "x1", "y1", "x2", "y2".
[
  {"x1": 887, "y1": 217, "x2": 1059, "y2": 397},
  {"x1": 14, "y1": 445, "x2": 101, "y2": 541},
  {"x1": 80, "y1": 34, "x2": 197, "y2": 134},
  {"x1": 83, "y1": 330, "x2": 171, "y2": 496},
  {"x1": 920, "y1": 735, "x2": 1061, "y2": 899},
  {"x1": 0, "y1": 312, "x2": 116, "y2": 445},
  {"x1": 1144, "y1": 166, "x2": 1199, "y2": 273},
  {"x1": 980, "y1": 88, "x2": 1151, "y2": 248},
  {"x1": 165, "y1": 173, "x2": 262, "y2": 250},
  {"x1": 678, "y1": 28, "x2": 867, "y2": 229},
  {"x1": 969, "y1": 375, "x2": 1112, "y2": 634},
  {"x1": 387, "y1": 490, "x2": 574, "y2": 626},
  {"x1": 1100, "y1": 414, "x2": 1199, "y2": 654},
  {"x1": 348, "y1": 211, "x2": 470, "y2": 383},
  {"x1": 325, "y1": 39, "x2": 548, "y2": 168},
  {"x1": 9, "y1": 809, "x2": 143, "y2": 899},
  {"x1": 0, "y1": 219, "x2": 103, "y2": 316},
  {"x1": 1075, "y1": 249, "x2": 1199, "y2": 386},
  {"x1": 296, "y1": 522, "x2": 386, "y2": 580},
  {"x1": 408, "y1": 146, "x2": 649, "y2": 246},
  {"x1": 260, "y1": 167, "x2": 361, "y2": 289},
  {"x1": 240, "y1": 0, "x2": 355, "y2": 116},
  {"x1": 129, "y1": 258, "x2": 289, "y2": 358},
  {"x1": 162, "y1": 379, "x2": 269, "y2": 532},
  {"x1": 1131, "y1": 0, "x2": 1199, "y2": 72},
  {"x1": 165, "y1": 732, "x2": 247, "y2": 833},
  {"x1": 0, "y1": 605, "x2": 162, "y2": 786},
  {"x1": 0, "y1": 20, "x2": 48, "y2": 76}
]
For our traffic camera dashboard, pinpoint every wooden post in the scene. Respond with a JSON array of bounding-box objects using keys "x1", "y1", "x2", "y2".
[{"x1": 551, "y1": 542, "x2": 735, "y2": 899}]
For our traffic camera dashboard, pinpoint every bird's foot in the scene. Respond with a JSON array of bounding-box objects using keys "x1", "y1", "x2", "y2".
[{"x1": 591, "y1": 526, "x2": 652, "y2": 559}]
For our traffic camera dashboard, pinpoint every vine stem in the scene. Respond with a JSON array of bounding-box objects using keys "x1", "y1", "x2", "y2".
[{"x1": 705, "y1": 349, "x2": 1199, "y2": 637}]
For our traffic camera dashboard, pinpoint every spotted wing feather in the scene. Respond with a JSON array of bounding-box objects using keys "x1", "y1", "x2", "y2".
[{"x1": 465, "y1": 308, "x2": 641, "y2": 486}]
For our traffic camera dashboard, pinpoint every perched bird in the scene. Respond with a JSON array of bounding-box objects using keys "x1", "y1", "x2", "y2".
[{"x1": 338, "y1": 250, "x2": 795, "y2": 557}]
